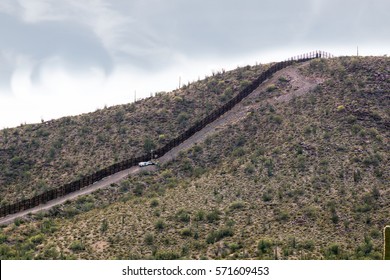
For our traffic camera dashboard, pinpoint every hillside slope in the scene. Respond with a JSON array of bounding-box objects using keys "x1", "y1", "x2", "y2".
[
  {"x1": 0, "y1": 63, "x2": 267, "y2": 205},
  {"x1": 0, "y1": 56, "x2": 388, "y2": 260}
]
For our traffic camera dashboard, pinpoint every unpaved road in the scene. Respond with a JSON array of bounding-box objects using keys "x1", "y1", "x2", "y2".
[{"x1": 0, "y1": 62, "x2": 320, "y2": 225}]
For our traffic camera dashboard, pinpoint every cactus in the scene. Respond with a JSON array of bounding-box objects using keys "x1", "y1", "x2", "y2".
[{"x1": 385, "y1": 226, "x2": 390, "y2": 260}]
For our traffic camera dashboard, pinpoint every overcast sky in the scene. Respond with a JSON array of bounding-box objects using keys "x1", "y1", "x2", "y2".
[{"x1": 0, "y1": 0, "x2": 389, "y2": 128}]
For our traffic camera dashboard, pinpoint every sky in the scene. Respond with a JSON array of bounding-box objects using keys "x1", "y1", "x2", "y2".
[{"x1": 0, "y1": 0, "x2": 389, "y2": 129}]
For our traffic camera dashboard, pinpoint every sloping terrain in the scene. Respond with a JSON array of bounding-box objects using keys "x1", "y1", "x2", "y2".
[
  {"x1": 0, "y1": 63, "x2": 268, "y2": 205},
  {"x1": 0, "y1": 56, "x2": 388, "y2": 260}
]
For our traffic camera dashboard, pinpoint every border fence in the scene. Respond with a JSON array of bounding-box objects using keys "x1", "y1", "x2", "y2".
[{"x1": 0, "y1": 51, "x2": 333, "y2": 218}]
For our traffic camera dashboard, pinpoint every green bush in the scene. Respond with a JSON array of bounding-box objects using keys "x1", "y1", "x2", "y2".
[
  {"x1": 175, "y1": 209, "x2": 191, "y2": 223},
  {"x1": 258, "y1": 239, "x2": 273, "y2": 254},
  {"x1": 269, "y1": 114, "x2": 283, "y2": 125},
  {"x1": 300, "y1": 240, "x2": 315, "y2": 251},
  {"x1": 29, "y1": 234, "x2": 44, "y2": 245},
  {"x1": 143, "y1": 138, "x2": 156, "y2": 154},
  {"x1": 296, "y1": 154, "x2": 306, "y2": 172},
  {"x1": 266, "y1": 84, "x2": 277, "y2": 92},
  {"x1": 100, "y1": 219, "x2": 108, "y2": 233},
  {"x1": 244, "y1": 163, "x2": 255, "y2": 174},
  {"x1": 327, "y1": 243, "x2": 340, "y2": 256},
  {"x1": 353, "y1": 169, "x2": 362, "y2": 182},
  {"x1": 0, "y1": 234, "x2": 8, "y2": 244},
  {"x1": 180, "y1": 228, "x2": 192, "y2": 237},
  {"x1": 206, "y1": 209, "x2": 221, "y2": 223},
  {"x1": 206, "y1": 227, "x2": 234, "y2": 244},
  {"x1": 228, "y1": 242, "x2": 242, "y2": 252},
  {"x1": 195, "y1": 210, "x2": 205, "y2": 221},
  {"x1": 177, "y1": 112, "x2": 190, "y2": 126},
  {"x1": 154, "y1": 250, "x2": 180, "y2": 260},
  {"x1": 144, "y1": 234, "x2": 154, "y2": 245},
  {"x1": 150, "y1": 199, "x2": 159, "y2": 208},
  {"x1": 69, "y1": 241, "x2": 85, "y2": 252},
  {"x1": 229, "y1": 201, "x2": 245, "y2": 211},
  {"x1": 232, "y1": 147, "x2": 245, "y2": 157},
  {"x1": 155, "y1": 219, "x2": 165, "y2": 230},
  {"x1": 264, "y1": 159, "x2": 274, "y2": 177}
]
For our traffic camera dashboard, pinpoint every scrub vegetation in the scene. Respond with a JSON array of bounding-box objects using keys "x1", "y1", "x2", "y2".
[{"x1": 0, "y1": 56, "x2": 388, "y2": 260}]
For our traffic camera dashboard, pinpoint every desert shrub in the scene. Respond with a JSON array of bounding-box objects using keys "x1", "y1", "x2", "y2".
[
  {"x1": 264, "y1": 159, "x2": 274, "y2": 177},
  {"x1": 143, "y1": 138, "x2": 156, "y2": 154},
  {"x1": 303, "y1": 206, "x2": 317, "y2": 219},
  {"x1": 336, "y1": 105, "x2": 345, "y2": 111},
  {"x1": 369, "y1": 228, "x2": 381, "y2": 239},
  {"x1": 229, "y1": 201, "x2": 245, "y2": 211},
  {"x1": 192, "y1": 167, "x2": 206, "y2": 178},
  {"x1": 192, "y1": 145, "x2": 203, "y2": 154},
  {"x1": 29, "y1": 234, "x2": 44, "y2": 245},
  {"x1": 180, "y1": 228, "x2": 192, "y2": 237},
  {"x1": 150, "y1": 199, "x2": 159, "y2": 208},
  {"x1": 100, "y1": 219, "x2": 108, "y2": 233},
  {"x1": 155, "y1": 219, "x2": 165, "y2": 230},
  {"x1": 220, "y1": 87, "x2": 233, "y2": 102},
  {"x1": 175, "y1": 209, "x2": 191, "y2": 223},
  {"x1": 232, "y1": 147, "x2": 245, "y2": 157},
  {"x1": 258, "y1": 239, "x2": 273, "y2": 255},
  {"x1": 244, "y1": 163, "x2": 255, "y2": 174},
  {"x1": 326, "y1": 243, "x2": 340, "y2": 258},
  {"x1": 296, "y1": 154, "x2": 306, "y2": 172},
  {"x1": 40, "y1": 246, "x2": 60, "y2": 260},
  {"x1": 240, "y1": 80, "x2": 251, "y2": 90},
  {"x1": 40, "y1": 219, "x2": 57, "y2": 234},
  {"x1": 328, "y1": 204, "x2": 339, "y2": 224},
  {"x1": 206, "y1": 209, "x2": 221, "y2": 223},
  {"x1": 144, "y1": 234, "x2": 154, "y2": 245},
  {"x1": 262, "y1": 192, "x2": 273, "y2": 202},
  {"x1": 266, "y1": 84, "x2": 277, "y2": 92},
  {"x1": 177, "y1": 112, "x2": 190, "y2": 126},
  {"x1": 69, "y1": 241, "x2": 85, "y2": 252},
  {"x1": 63, "y1": 206, "x2": 80, "y2": 218},
  {"x1": 276, "y1": 210, "x2": 289, "y2": 222},
  {"x1": 228, "y1": 242, "x2": 242, "y2": 252},
  {"x1": 194, "y1": 210, "x2": 205, "y2": 221},
  {"x1": 14, "y1": 218, "x2": 24, "y2": 227},
  {"x1": 206, "y1": 227, "x2": 234, "y2": 244},
  {"x1": 158, "y1": 134, "x2": 166, "y2": 143},
  {"x1": 353, "y1": 169, "x2": 362, "y2": 183},
  {"x1": 166, "y1": 178, "x2": 178, "y2": 188},
  {"x1": 0, "y1": 234, "x2": 7, "y2": 244},
  {"x1": 278, "y1": 76, "x2": 289, "y2": 83},
  {"x1": 269, "y1": 114, "x2": 283, "y2": 124},
  {"x1": 300, "y1": 240, "x2": 315, "y2": 251},
  {"x1": 133, "y1": 184, "x2": 144, "y2": 196},
  {"x1": 10, "y1": 156, "x2": 23, "y2": 166},
  {"x1": 363, "y1": 153, "x2": 382, "y2": 167},
  {"x1": 351, "y1": 124, "x2": 362, "y2": 134},
  {"x1": 154, "y1": 250, "x2": 180, "y2": 260}
]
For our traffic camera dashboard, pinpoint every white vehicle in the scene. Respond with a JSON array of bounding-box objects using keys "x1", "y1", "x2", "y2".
[{"x1": 138, "y1": 161, "x2": 155, "y2": 167}]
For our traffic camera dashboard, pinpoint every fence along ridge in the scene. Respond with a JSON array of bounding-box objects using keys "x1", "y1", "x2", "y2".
[{"x1": 0, "y1": 51, "x2": 332, "y2": 218}]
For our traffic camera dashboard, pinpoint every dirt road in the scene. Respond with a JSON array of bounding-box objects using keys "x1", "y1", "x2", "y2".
[{"x1": 0, "y1": 62, "x2": 320, "y2": 225}]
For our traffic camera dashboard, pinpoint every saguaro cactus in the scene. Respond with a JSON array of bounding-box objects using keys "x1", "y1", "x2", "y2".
[{"x1": 385, "y1": 226, "x2": 390, "y2": 260}]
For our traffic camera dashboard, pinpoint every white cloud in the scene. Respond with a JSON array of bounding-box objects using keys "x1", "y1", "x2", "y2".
[{"x1": 2, "y1": 0, "x2": 132, "y2": 57}]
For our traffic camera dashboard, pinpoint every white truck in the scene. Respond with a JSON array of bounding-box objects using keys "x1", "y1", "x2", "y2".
[{"x1": 138, "y1": 161, "x2": 155, "y2": 167}]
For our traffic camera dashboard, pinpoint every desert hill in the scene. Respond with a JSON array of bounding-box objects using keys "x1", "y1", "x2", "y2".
[{"x1": 0, "y1": 56, "x2": 389, "y2": 260}]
